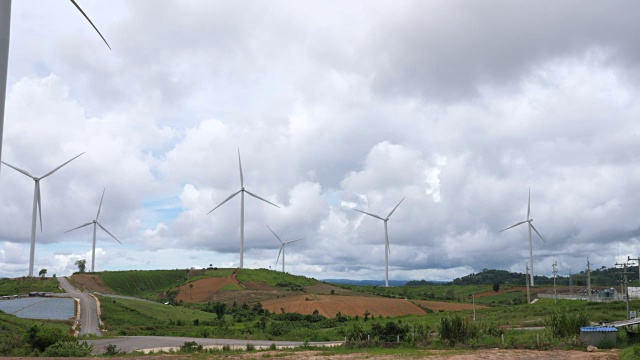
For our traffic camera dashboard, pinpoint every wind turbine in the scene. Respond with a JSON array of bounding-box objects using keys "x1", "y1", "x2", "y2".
[
  {"x1": 2, "y1": 152, "x2": 84, "y2": 276},
  {"x1": 500, "y1": 188, "x2": 546, "y2": 286},
  {"x1": 0, "y1": 0, "x2": 110, "y2": 174},
  {"x1": 65, "y1": 189, "x2": 121, "y2": 272},
  {"x1": 353, "y1": 197, "x2": 405, "y2": 288},
  {"x1": 266, "y1": 225, "x2": 304, "y2": 273},
  {"x1": 207, "y1": 149, "x2": 279, "y2": 268}
]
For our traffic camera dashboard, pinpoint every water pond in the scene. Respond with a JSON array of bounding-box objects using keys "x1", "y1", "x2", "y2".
[{"x1": 0, "y1": 297, "x2": 74, "y2": 320}]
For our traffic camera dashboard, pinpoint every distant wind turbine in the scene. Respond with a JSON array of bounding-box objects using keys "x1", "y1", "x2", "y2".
[
  {"x1": 65, "y1": 189, "x2": 121, "y2": 273},
  {"x1": 0, "y1": 0, "x2": 110, "y2": 174},
  {"x1": 266, "y1": 225, "x2": 304, "y2": 273},
  {"x1": 207, "y1": 149, "x2": 279, "y2": 268},
  {"x1": 500, "y1": 188, "x2": 546, "y2": 286},
  {"x1": 2, "y1": 152, "x2": 84, "y2": 276},
  {"x1": 353, "y1": 197, "x2": 405, "y2": 288}
]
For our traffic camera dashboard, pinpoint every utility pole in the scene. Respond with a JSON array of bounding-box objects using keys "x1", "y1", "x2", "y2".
[
  {"x1": 616, "y1": 262, "x2": 632, "y2": 319},
  {"x1": 569, "y1": 268, "x2": 573, "y2": 297},
  {"x1": 628, "y1": 255, "x2": 640, "y2": 284},
  {"x1": 587, "y1": 258, "x2": 591, "y2": 302},
  {"x1": 526, "y1": 264, "x2": 531, "y2": 304},
  {"x1": 552, "y1": 261, "x2": 558, "y2": 304},
  {"x1": 472, "y1": 293, "x2": 476, "y2": 321}
]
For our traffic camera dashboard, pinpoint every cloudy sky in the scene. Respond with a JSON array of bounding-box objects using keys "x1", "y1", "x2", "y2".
[{"x1": 1, "y1": 0, "x2": 639, "y2": 281}]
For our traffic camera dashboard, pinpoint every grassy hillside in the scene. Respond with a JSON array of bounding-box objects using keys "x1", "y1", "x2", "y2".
[
  {"x1": 236, "y1": 268, "x2": 317, "y2": 288},
  {"x1": 99, "y1": 269, "x2": 188, "y2": 298},
  {"x1": 0, "y1": 311, "x2": 74, "y2": 355},
  {"x1": 0, "y1": 277, "x2": 62, "y2": 296}
]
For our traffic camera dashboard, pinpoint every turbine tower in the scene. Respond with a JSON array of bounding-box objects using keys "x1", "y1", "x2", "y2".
[
  {"x1": 2, "y1": 153, "x2": 83, "y2": 276},
  {"x1": 500, "y1": 188, "x2": 546, "y2": 286},
  {"x1": 65, "y1": 189, "x2": 121, "y2": 272},
  {"x1": 353, "y1": 197, "x2": 405, "y2": 287},
  {"x1": 207, "y1": 149, "x2": 279, "y2": 268},
  {"x1": 0, "y1": 1, "x2": 110, "y2": 174},
  {"x1": 266, "y1": 225, "x2": 304, "y2": 273}
]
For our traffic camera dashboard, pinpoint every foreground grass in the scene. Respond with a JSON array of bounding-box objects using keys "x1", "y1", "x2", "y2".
[{"x1": 0, "y1": 277, "x2": 62, "y2": 296}]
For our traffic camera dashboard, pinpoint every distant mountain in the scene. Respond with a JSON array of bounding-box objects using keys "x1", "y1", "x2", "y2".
[{"x1": 322, "y1": 279, "x2": 412, "y2": 286}]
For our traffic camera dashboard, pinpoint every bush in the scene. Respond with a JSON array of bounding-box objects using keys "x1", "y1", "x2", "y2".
[
  {"x1": 439, "y1": 315, "x2": 479, "y2": 346},
  {"x1": 180, "y1": 341, "x2": 203, "y2": 353},
  {"x1": 544, "y1": 310, "x2": 588, "y2": 338},
  {"x1": 104, "y1": 344, "x2": 123, "y2": 355},
  {"x1": 24, "y1": 324, "x2": 75, "y2": 353},
  {"x1": 621, "y1": 344, "x2": 640, "y2": 360},
  {"x1": 41, "y1": 341, "x2": 93, "y2": 357},
  {"x1": 246, "y1": 343, "x2": 255, "y2": 351}
]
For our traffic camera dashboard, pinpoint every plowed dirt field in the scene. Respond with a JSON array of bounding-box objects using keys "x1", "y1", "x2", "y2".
[
  {"x1": 261, "y1": 294, "x2": 426, "y2": 317},
  {"x1": 175, "y1": 276, "x2": 243, "y2": 303},
  {"x1": 411, "y1": 300, "x2": 489, "y2": 311}
]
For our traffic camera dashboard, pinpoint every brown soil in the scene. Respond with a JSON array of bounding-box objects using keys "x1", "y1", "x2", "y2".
[
  {"x1": 22, "y1": 349, "x2": 619, "y2": 359},
  {"x1": 68, "y1": 274, "x2": 113, "y2": 294},
  {"x1": 261, "y1": 294, "x2": 426, "y2": 317},
  {"x1": 411, "y1": 299, "x2": 489, "y2": 312},
  {"x1": 304, "y1": 282, "x2": 366, "y2": 296},
  {"x1": 174, "y1": 276, "x2": 243, "y2": 303},
  {"x1": 473, "y1": 287, "x2": 528, "y2": 298}
]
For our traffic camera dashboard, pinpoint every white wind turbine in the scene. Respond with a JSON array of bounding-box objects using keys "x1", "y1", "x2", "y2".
[
  {"x1": 353, "y1": 197, "x2": 405, "y2": 288},
  {"x1": 0, "y1": 1, "x2": 110, "y2": 174},
  {"x1": 2, "y1": 152, "x2": 84, "y2": 276},
  {"x1": 266, "y1": 225, "x2": 304, "y2": 273},
  {"x1": 500, "y1": 188, "x2": 546, "y2": 286},
  {"x1": 207, "y1": 149, "x2": 279, "y2": 268},
  {"x1": 65, "y1": 189, "x2": 121, "y2": 273}
]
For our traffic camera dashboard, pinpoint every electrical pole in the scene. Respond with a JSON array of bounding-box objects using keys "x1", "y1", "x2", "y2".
[
  {"x1": 552, "y1": 261, "x2": 558, "y2": 304},
  {"x1": 616, "y1": 262, "x2": 632, "y2": 319},
  {"x1": 526, "y1": 264, "x2": 531, "y2": 304},
  {"x1": 569, "y1": 268, "x2": 573, "y2": 297},
  {"x1": 472, "y1": 293, "x2": 476, "y2": 321},
  {"x1": 587, "y1": 258, "x2": 591, "y2": 302},
  {"x1": 628, "y1": 255, "x2": 640, "y2": 285}
]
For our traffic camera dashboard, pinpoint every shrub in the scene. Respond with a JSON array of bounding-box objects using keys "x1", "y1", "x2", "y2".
[
  {"x1": 42, "y1": 341, "x2": 93, "y2": 357},
  {"x1": 23, "y1": 324, "x2": 75, "y2": 352},
  {"x1": 180, "y1": 341, "x2": 203, "y2": 353},
  {"x1": 104, "y1": 344, "x2": 123, "y2": 355},
  {"x1": 439, "y1": 315, "x2": 479, "y2": 346},
  {"x1": 544, "y1": 310, "x2": 588, "y2": 338},
  {"x1": 222, "y1": 344, "x2": 231, "y2": 351},
  {"x1": 246, "y1": 343, "x2": 255, "y2": 351}
]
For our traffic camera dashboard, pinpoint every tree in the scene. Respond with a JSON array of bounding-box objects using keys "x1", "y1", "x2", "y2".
[
  {"x1": 493, "y1": 283, "x2": 500, "y2": 292},
  {"x1": 38, "y1": 269, "x2": 47, "y2": 279},
  {"x1": 74, "y1": 259, "x2": 86, "y2": 273}
]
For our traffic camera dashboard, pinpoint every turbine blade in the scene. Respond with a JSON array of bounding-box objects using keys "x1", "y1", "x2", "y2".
[
  {"x1": 96, "y1": 188, "x2": 105, "y2": 220},
  {"x1": 1, "y1": 161, "x2": 34, "y2": 178},
  {"x1": 266, "y1": 224, "x2": 283, "y2": 243},
  {"x1": 387, "y1": 196, "x2": 405, "y2": 218},
  {"x1": 530, "y1": 223, "x2": 546, "y2": 243},
  {"x1": 68, "y1": 0, "x2": 111, "y2": 50},
  {"x1": 207, "y1": 190, "x2": 241, "y2": 214},
  {"x1": 353, "y1": 208, "x2": 384, "y2": 221},
  {"x1": 499, "y1": 220, "x2": 528, "y2": 232},
  {"x1": 285, "y1": 238, "x2": 305, "y2": 244},
  {"x1": 40, "y1": 153, "x2": 84, "y2": 179},
  {"x1": 97, "y1": 222, "x2": 122, "y2": 244},
  {"x1": 245, "y1": 190, "x2": 280, "y2": 208},
  {"x1": 238, "y1": 148, "x2": 244, "y2": 188},
  {"x1": 36, "y1": 183, "x2": 43, "y2": 232},
  {"x1": 527, "y1": 188, "x2": 531, "y2": 219},
  {"x1": 65, "y1": 222, "x2": 93, "y2": 233},
  {"x1": 275, "y1": 246, "x2": 283, "y2": 266}
]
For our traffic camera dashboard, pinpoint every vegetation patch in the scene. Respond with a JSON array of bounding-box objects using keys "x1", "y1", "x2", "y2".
[
  {"x1": 99, "y1": 269, "x2": 188, "y2": 298},
  {"x1": 0, "y1": 277, "x2": 62, "y2": 296}
]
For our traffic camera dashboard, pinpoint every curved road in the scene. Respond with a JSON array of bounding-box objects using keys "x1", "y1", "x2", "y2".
[
  {"x1": 58, "y1": 277, "x2": 102, "y2": 336},
  {"x1": 88, "y1": 336, "x2": 342, "y2": 354}
]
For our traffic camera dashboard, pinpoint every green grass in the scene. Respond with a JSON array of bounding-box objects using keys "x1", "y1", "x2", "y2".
[
  {"x1": 187, "y1": 268, "x2": 236, "y2": 283},
  {"x1": 0, "y1": 311, "x2": 72, "y2": 350},
  {"x1": 220, "y1": 283, "x2": 243, "y2": 291},
  {"x1": 236, "y1": 268, "x2": 317, "y2": 287},
  {"x1": 0, "y1": 277, "x2": 62, "y2": 296},
  {"x1": 98, "y1": 269, "x2": 188, "y2": 298}
]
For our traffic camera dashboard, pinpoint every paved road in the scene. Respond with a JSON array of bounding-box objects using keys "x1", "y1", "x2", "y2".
[
  {"x1": 87, "y1": 336, "x2": 343, "y2": 354},
  {"x1": 58, "y1": 277, "x2": 102, "y2": 336}
]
